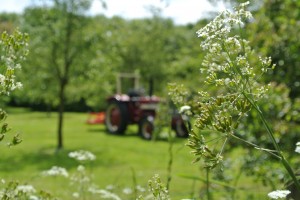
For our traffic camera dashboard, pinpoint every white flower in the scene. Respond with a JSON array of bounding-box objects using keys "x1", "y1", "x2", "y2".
[
  {"x1": 15, "y1": 63, "x2": 21, "y2": 69},
  {"x1": 268, "y1": 190, "x2": 291, "y2": 199},
  {"x1": 88, "y1": 189, "x2": 121, "y2": 200},
  {"x1": 136, "y1": 185, "x2": 146, "y2": 192},
  {"x1": 42, "y1": 166, "x2": 69, "y2": 177},
  {"x1": 179, "y1": 105, "x2": 191, "y2": 114},
  {"x1": 72, "y1": 192, "x2": 80, "y2": 198},
  {"x1": 29, "y1": 195, "x2": 40, "y2": 200},
  {"x1": 0, "y1": 74, "x2": 5, "y2": 85},
  {"x1": 240, "y1": 1, "x2": 250, "y2": 6},
  {"x1": 68, "y1": 150, "x2": 96, "y2": 161},
  {"x1": 16, "y1": 185, "x2": 36, "y2": 194},
  {"x1": 106, "y1": 184, "x2": 115, "y2": 190},
  {"x1": 122, "y1": 187, "x2": 132, "y2": 194},
  {"x1": 11, "y1": 82, "x2": 23, "y2": 90},
  {"x1": 77, "y1": 165, "x2": 85, "y2": 172},
  {"x1": 295, "y1": 142, "x2": 300, "y2": 153}
]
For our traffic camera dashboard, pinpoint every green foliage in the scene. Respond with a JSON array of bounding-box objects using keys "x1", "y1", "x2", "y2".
[
  {"x1": 0, "y1": 29, "x2": 28, "y2": 146},
  {"x1": 249, "y1": 0, "x2": 300, "y2": 99},
  {"x1": 0, "y1": 180, "x2": 56, "y2": 200},
  {"x1": 0, "y1": 30, "x2": 28, "y2": 95},
  {"x1": 236, "y1": 83, "x2": 300, "y2": 153},
  {"x1": 147, "y1": 174, "x2": 170, "y2": 200},
  {"x1": 169, "y1": 1, "x2": 300, "y2": 196},
  {"x1": 0, "y1": 13, "x2": 20, "y2": 33},
  {"x1": 0, "y1": 3, "x2": 208, "y2": 110},
  {"x1": 17, "y1": 1, "x2": 94, "y2": 108},
  {"x1": 2, "y1": 0, "x2": 300, "y2": 199},
  {"x1": 15, "y1": 0, "x2": 100, "y2": 149},
  {"x1": 0, "y1": 0, "x2": 298, "y2": 116}
]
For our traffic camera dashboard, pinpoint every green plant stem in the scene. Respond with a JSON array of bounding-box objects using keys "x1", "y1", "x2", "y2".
[
  {"x1": 131, "y1": 167, "x2": 138, "y2": 199},
  {"x1": 230, "y1": 133, "x2": 280, "y2": 159},
  {"x1": 206, "y1": 168, "x2": 211, "y2": 200},
  {"x1": 219, "y1": 136, "x2": 228, "y2": 155},
  {"x1": 243, "y1": 91, "x2": 300, "y2": 191},
  {"x1": 179, "y1": 174, "x2": 240, "y2": 190},
  {"x1": 166, "y1": 128, "x2": 173, "y2": 191},
  {"x1": 231, "y1": 167, "x2": 243, "y2": 200}
]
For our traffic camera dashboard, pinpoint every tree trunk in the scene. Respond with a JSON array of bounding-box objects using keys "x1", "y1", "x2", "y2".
[{"x1": 57, "y1": 80, "x2": 66, "y2": 150}]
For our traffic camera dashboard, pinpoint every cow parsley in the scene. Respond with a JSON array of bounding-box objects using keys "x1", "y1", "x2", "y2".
[
  {"x1": 268, "y1": 190, "x2": 291, "y2": 199},
  {"x1": 295, "y1": 142, "x2": 300, "y2": 154},
  {"x1": 169, "y1": 1, "x2": 300, "y2": 190},
  {"x1": 42, "y1": 166, "x2": 69, "y2": 177},
  {"x1": 68, "y1": 150, "x2": 96, "y2": 161}
]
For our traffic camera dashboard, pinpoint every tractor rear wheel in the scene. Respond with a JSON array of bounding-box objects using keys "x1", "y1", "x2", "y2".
[
  {"x1": 105, "y1": 101, "x2": 128, "y2": 134},
  {"x1": 139, "y1": 116, "x2": 154, "y2": 140}
]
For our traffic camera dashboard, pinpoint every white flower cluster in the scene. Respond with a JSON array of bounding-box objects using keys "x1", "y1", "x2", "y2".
[
  {"x1": 16, "y1": 185, "x2": 36, "y2": 194},
  {"x1": 1, "y1": 37, "x2": 28, "y2": 70},
  {"x1": 68, "y1": 150, "x2": 96, "y2": 161},
  {"x1": 268, "y1": 190, "x2": 291, "y2": 199},
  {"x1": 148, "y1": 174, "x2": 170, "y2": 199},
  {"x1": 196, "y1": 1, "x2": 273, "y2": 100},
  {"x1": 295, "y1": 142, "x2": 300, "y2": 153},
  {"x1": 70, "y1": 165, "x2": 90, "y2": 184},
  {"x1": 179, "y1": 105, "x2": 191, "y2": 114},
  {"x1": 88, "y1": 187, "x2": 121, "y2": 200},
  {"x1": 0, "y1": 30, "x2": 28, "y2": 96},
  {"x1": 42, "y1": 166, "x2": 69, "y2": 177},
  {"x1": 122, "y1": 187, "x2": 132, "y2": 194},
  {"x1": 121, "y1": 185, "x2": 146, "y2": 194},
  {"x1": 77, "y1": 164, "x2": 85, "y2": 172},
  {"x1": 0, "y1": 183, "x2": 39, "y2": 200},
  {"x1": 196, "y1": 2, "x2": 252, "y2": 51},
  {"x1": 0, "y1": 74, "x2": 23, "y2": 92}
]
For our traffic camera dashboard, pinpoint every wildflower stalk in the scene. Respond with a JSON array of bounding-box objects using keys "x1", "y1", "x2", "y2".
[
  {"x1": 230, "y1": 132, "x2": 280, "y2": 158},
  {"x1": 231, "y1": 167, "x2": 243, "y2": 200},
  {"x1": 131, "y1": 167, "x2": 138, "y2": 199},
  {"x1": 166, "y1": 128, "x2": 174, "y2": 191},
  {"x1": 243, "y1": 92, "x2": 300, "y2": 191},
  {"x1": 169, "y1": 1, "x2": 300, "y2": 196},
  {"x1": 206, "y1": 168, "x2": 211, "y2": 200}
]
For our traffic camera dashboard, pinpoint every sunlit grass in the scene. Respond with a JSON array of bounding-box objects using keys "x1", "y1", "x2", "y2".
[
  {"x1": 0, "y1": 108, "x2": 269, "y2": 199},
  {"x1": 1, "y1": 108, "x2": 198, "y2": 199}
]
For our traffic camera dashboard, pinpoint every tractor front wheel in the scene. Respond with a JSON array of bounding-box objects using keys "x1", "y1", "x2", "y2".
[
  {"x1": 139, "y1": 116, "x2": 154, "y2": 140},
  {"x1": 105, "y1": 101, "x2": 128, "y2": 134},
  {"x1": 174, "y1": 120, "x2": 189, "y2": 138},
  {"x1": 172, "y1": 114, "x2": 190, "y2": 138}
]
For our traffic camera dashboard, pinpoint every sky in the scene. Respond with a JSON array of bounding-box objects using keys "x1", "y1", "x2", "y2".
[{"x1": 0, "y1": 0, "x2": 226, "y2": 25}]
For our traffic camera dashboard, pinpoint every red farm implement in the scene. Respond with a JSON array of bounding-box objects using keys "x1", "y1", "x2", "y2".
[{"x1": 87, "y1": 73, "x2": 189, "y2": 140}]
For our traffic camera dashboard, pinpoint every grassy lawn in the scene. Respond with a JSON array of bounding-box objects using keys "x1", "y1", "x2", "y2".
[{"x1": 0, "y1": 108, "x2": 269, "y2": 199}]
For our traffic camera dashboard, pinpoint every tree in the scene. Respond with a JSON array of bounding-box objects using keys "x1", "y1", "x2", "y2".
[
  {"x1": 20, "y1": 0, "x2": 96, "y2": 150},
  {"x1": 248, "y1": 0, "x2": 300, "y2": 99},
  {"x1": 111, "y1": 15, "x2": 186, "y2": 96},
  {"x1": 0, "y1": 13, "x2": 20, "y2": 34}
]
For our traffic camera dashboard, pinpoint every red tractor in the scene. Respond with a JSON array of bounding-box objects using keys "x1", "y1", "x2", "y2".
[{"x1": 103, "y1": 73, "x2": 189, "y2": 139}]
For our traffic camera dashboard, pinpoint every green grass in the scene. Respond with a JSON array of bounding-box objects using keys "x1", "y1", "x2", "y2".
[{"x1": 0, "y1": 108, "x2": 270, "y2": 199}]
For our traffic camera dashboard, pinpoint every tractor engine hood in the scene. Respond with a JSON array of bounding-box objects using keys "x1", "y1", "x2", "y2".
[{"x1": 107, "y1": 94, "x2": 160, "y2": 103}]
